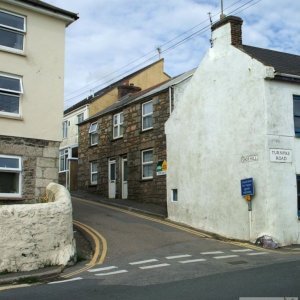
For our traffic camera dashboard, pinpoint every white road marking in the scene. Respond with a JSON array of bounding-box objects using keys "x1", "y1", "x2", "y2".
[
  {"x1": 95, "y1": 270, "x2": 128, "y2": 276},
  {"x1": 247, "y1": 252, "x2": 269, "y2": 256},
  {"x1": 88, "y1": 266, "x2": 117, "y2": 272},
  {"x1": 129, "y1": 259, "x2": 158, "y2": 265},
  {"x1": 213, "y1": 255, "x2": 239, "y2": 259},
  {"x1": 139, "y1": 263, "x2": 170, "y2": 270},
  {"x1": 166, "y1": 254, "x2": 192, "y2": 260},
  {"x1": 201, "y1": 251, "x2": 224, "y2": 255},
  {"x1": 0, "y1": 284, "x2": 29, "y2": 291},
  {"x1": 179, "y1": 258, "x2": 206, "y2": 264},
  {"x1": 48, "y1": 277, "x2": 82, "y2": 284},
  {"x1": 231, "y1": 249, "x2": 253, "y2": 253}
]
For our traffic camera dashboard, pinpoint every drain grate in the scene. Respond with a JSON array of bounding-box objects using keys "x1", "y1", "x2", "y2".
[{"x1": 227, "y1": 261, "x2": 248, "y2": 265}]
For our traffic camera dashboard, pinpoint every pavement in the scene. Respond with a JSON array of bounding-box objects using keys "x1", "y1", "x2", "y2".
[{"x1": 1, "y1": 190, "x2": 299, "y2": 286}]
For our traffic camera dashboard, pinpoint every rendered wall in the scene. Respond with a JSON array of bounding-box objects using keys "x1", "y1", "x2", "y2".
[
  {"x1": 165, "y1": 22, "x2": 300, "y2": 245},
  {"x1": 0, "y1": 183, "x2": 75, "y2": 272}
]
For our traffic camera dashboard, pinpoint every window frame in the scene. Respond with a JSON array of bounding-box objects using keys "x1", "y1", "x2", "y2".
[
  {"x1": 0, "y1": 10, "x2": 26, "y2": 53},
  {"x1": 141, "y1": 149, "x2": 154, "y2": 180},
  {"x1": 89, "y1": 122, "x2": 98, "y2": 146},
  {"x1": 297, "y1": 175, "x2": 300, "y2": 219},
  {"x1": 293, "y1": 95, "x2": 300, "y2": 136},
  {"x1": 62, "y1": 120, "x2": 68, "y2": 139},
  {"x1": 113, "y1": 112, "x2": 124, "y2": 139},
  {"x1": 0, "y1": 154, "x2": 22, "y2": 198},
  {"x1": 142, "y1": 100, "x2": 153, "y2": 131},
  {"x1": 59, "y1": 148, "x2": 69, "y2": 172},
  {"x1": 90, "y1": 161, "x2": 98, "y2": 185},
  {"x1": 0, "y1": 73, "x2": 23, "y2": 117}
]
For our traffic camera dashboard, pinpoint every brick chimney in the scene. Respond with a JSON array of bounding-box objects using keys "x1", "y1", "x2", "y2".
[
  {"x1": 117, "y1": 83, "x2": 141, "y2": 99},
  {"x1": 211, "y1": 16, "x2": 243, "y2": 46}
]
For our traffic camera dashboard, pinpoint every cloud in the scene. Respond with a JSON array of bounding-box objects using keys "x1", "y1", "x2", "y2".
[{"x1": 45, "y1": 0, "x2": 300, "y2": 108}]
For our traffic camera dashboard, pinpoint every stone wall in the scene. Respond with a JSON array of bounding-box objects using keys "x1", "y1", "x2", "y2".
[
  {"x1": 0, "y1": 183, "x2": 75, "y2": 273},
  {"x1": 0, "y1": 136, "x2": 59, "y2": 202},
  {"x1": 78, "y1": 91, "x2": 169, "y2": 205}
]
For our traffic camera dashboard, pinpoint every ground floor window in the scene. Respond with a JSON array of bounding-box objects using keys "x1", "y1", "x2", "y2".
[
  {"x1": 297, "y1": 175, "x2": 300, "y2": 218},
  {"x1": 90, "y1": 161, "x2": 98, "y2": 185},
  {"x1": 59, "y1": 148, "x2": 69, "y2": 172},
  {"x1": 0, "y1": 155, "x2": 21, "y2": 197},
  {"x1": 141, "y1": 149, "x2": 153, "y2": 179},
  {"x1": 172, "y1": 189, "x2": 178, "y2": 202}
]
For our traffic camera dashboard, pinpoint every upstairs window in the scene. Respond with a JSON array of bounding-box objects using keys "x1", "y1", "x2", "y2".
[
  {"x1": 0, "y1": 10, "x2": 25, "y2": 52},
  {"x1": 0, "y1": 155, "x2": 22, "y2": 198},
  {"x1": 113, "y1": 112, "x2": 124, "y2": 139},
  {"x1": 77, "y1": 113, "x2": 84, "y2": 135},
  {"x1": 293, "y1": 95, "x2": 300, "y2": 136},
  {"x1": 62, "y1": 120, "x2": 68, "y2": 139},
  {"x1": 141, "y1": 149, "x2": 153, "y2": 179},
  {"x1": 142, "y1": 100, "x2": 153, "y2": 131},
  {"x1": 89, "y1": 122, "x2": 98, "y2": 146},
  {"x1": 0, "y1": 73, "x2": 23, "y2": 116}
]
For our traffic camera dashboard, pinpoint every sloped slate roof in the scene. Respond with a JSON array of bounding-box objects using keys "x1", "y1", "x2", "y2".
[
  {"x1": 64, "y1": 59, "x2": 169, "y2": 114},
  {"x1": 80, "y1": 68, "x2": 195, "y2": 125},
  {"x1": 242, "y1": 45, "x2": 300, "y2": 77}
]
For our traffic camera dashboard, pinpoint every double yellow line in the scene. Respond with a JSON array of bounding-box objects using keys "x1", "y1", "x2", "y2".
[{"x1": 62, "y1": 220, "x2": 107, "y2": 278}]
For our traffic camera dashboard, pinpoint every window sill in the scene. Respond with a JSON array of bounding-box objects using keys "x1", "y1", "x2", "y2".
[
  {"x1": 140, "y1": 178, "x2": 153, "y2": 182},
  {"x1": 0, "y1": 195, "x2": 22, "y2": 200},
  {"x1": 89, "y1": 144, "x2": 98, "y2": 148},
  {"x1": 0, "y1": 113, "x2": 23, "y2": 120},
  {"x1": 0, "y1": 46, "x2": 26, "y2": 56},
  {"x1": 112, "y1": 136, "x2": 123, "y2": 141},
  {"x1": 140, "y1": 128, "x2": 153, "y2": 133}
]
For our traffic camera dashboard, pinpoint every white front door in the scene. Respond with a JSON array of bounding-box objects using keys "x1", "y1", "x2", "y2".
[
  {"x1": 108, "y1": 159, "x2": 116, "y2": 199},
  {"x1": 122, "y1": 157, "x2": 128, "y2": 199}
]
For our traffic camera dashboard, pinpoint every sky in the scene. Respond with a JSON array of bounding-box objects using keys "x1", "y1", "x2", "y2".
[{"x1": 44, "y1": 0, "x2": 300, "y2": 109}]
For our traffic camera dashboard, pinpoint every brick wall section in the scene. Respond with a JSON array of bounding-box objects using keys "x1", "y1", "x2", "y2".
[
  {"x1": 78, "y1": 91, "x2": 169, "y2": 206},
  {"x1": 0, "y1": 136, "x2": 59, "y2": 202}
]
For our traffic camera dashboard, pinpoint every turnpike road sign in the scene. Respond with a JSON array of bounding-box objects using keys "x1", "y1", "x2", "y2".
[{"x1": 241, "y1": 178, "x2": 254, "y2": 197}]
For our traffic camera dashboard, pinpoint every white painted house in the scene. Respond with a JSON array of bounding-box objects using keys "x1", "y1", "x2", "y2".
[{"x1": 165, "y1": 16, "x2": 300, "y2": 246}]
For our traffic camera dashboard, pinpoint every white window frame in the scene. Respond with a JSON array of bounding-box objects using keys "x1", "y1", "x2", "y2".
[
  {"x1": 141, "y1": 149, "x2": 153, "y2": 180},
  {"x1": 62, "y1": 120, "x2": 68, "y2": 139},
  {"x1": 59, "y1": 148, "x2": 69, "y2": 172},
  {"x1": 0, "y1": 10, "x2": 26, "y2": 53},
  {"x1": 0, "y1": 154, "x2": 22, "y2": 198},
  {"x1": 89, "y1": 122, "x2": 98, "y2": 146},
  {"x1": 0, "y1": 73, "x2": 23, "y2": 117},
  {"x1": 142, "y1": 100, "x2": 153, "y2": 131},
  {"x1": 113, "y1": 112, "x2": 124, "y2": 139},
  {"x1": 90, "y1": 161, "x2": 98, "y2": 185}
]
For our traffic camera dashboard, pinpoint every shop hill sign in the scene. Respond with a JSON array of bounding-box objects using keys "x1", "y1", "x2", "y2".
[
  {"x1": 156, "y1": 160, "x2": 167, "y2": 176},
  {"x1": 269, "y1": 149, "x2": 292, "y2": 163}
]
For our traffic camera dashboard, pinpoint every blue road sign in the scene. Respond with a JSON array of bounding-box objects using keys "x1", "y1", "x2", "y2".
[{"x1": 241, "y1": 178, "x2": 254, "y2": 196}]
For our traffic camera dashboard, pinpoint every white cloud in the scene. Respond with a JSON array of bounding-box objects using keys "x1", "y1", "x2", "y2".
[{"x1": 45, "y1": 0, "x2": 300, "y2": 108}]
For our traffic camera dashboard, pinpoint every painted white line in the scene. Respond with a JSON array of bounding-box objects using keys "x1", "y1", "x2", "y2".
[
  {"x1": 166, "y1": 254, "x2": 192, "y2": 260},
  {"x1": 129, "y1": 259, "x2": 158, "y2": 265},
  {"x1": 95, "y1": 270, "x2": 128, "y2": 276},
  {"x1": 179, "y1": 258, "x2": 206, "y2": 264},
  {"x1": 247, "y1": 252, "x2": 269, "y2": 256},
  {"x1": 231, "y1": 249, "x2": 253, "y2": 253},
  {"x1": 213, "y1": 255, "x2": 239, "y2": 259},
  {"x1": 139, "y1": 263, "x2": 170, "y2": 270},
  {"x1": 48, "y1": 277, "x2": 82, "y2": 284},
  {"x1": 88, "y1": 266, "x2": 117, "y2": 272},
  {"x1": 201, "y1": 251, "x2": 224, "y2": 255},
  {"x1": 0, "y1": 284, "x2": 29, "y2": 291}
]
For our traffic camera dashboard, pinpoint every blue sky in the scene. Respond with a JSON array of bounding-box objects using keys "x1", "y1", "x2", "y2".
[{"x1": 45, "y1": 0, "x2": 300, "y2": 109}]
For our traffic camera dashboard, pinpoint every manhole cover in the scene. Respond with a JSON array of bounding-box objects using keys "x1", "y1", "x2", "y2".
[{"x1": 228, "y1": 261, "x2": 247, "y2": 265}]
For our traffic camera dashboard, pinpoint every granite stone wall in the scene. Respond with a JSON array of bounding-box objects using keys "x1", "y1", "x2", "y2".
[
  {"x1": 0, "y1": 136, "x2": 59, "y2": 202},
  {"x1": 78, "y1": 91, "x2": 169, "y2": 205}
]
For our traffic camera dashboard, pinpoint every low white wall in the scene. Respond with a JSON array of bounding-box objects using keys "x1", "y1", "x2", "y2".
[{"x1": 0, "y1": 183, "x2": 75, "y2": 273}]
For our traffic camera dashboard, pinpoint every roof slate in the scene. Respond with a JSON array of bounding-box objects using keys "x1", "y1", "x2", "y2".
[{"x1": 242, "y1": 45, "x2": 300, "y2": 77}]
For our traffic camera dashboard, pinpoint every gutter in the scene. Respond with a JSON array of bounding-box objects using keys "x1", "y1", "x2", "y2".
[{"x1": 273, "y1": 72, "x2": 300, "y2": 84}]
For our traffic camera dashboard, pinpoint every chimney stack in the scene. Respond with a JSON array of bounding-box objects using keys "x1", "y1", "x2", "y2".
[
  {"x1": 211, "y1": 16, "x2": 243, "y2": 46},
  {"x1": 118, "y1": 83, "x2": 141, "y2": 99}
]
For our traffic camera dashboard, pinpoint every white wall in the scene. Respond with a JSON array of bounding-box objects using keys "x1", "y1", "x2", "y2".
[
  {"x1": 166, "y1": 22, "x2": 300, "y2": 245},
  {"x1": 0, "y1": 2, "x2": 68, "y2": 141},
  {"x1": 60, "y1": 106, "x2": 89, "y2": 150},
  {"x1": 0, "y1": 183, "x2": 75, "y2": 272}
]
